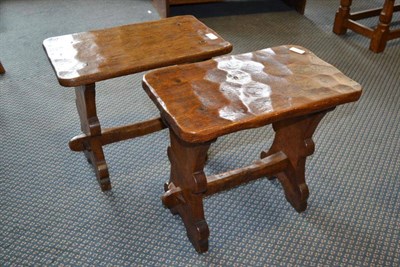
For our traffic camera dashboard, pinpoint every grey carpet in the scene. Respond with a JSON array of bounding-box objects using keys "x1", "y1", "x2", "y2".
[{"x1": 1, "y1": 0, "x2": 399, "y2": 266}]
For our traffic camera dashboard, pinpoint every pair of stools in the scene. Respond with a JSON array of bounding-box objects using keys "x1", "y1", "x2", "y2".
[{"x1": 43, "y1": 16, "x2": 362, "y2": 252}]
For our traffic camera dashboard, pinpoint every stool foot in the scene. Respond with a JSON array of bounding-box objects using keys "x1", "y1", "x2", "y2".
[
  {"x1": 75, "y1": 84, "x2": 111, "y2": 191},
  {"x1": 275, "y1": 170, "x2": 309, "y2": 212},
  {"x1": 163, "y1": 130, "x2": 212, "y2": 253},
  {"x1": 83, "y1": 140, "x2": 111, "y2": 191},
  {"x1": 261, "y1": 110, "x2": 331, "y2": 212},
  {"x1": 174, "y1": 197, "x2": 210, "y2": 253}
]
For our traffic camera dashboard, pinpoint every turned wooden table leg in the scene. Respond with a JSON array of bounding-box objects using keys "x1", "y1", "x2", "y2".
[
  {"x1": 162, "y1": 129, "x2": 213, "y2": 253},
  {"x1": 75, "y1": 84, "x2": 111, "y2": 191},
  {"x1": 260, "y1": 109, "x2": 332, "y2": 212},
  {"x1": 333, "y1": 0, "x2": 352, "y2": 35},
  {"x1": 370, "y1": 0, "x2": 395, "y2": 52},
  {"x1": 333, "y1": 0, "x2": 353, "y2": 35},
  {"x1": 0, "y1": 61, "x2": 5, "y2": 74}
]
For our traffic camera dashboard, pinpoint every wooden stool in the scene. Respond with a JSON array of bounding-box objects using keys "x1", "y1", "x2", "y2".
[
  {"x1": 333, "y1": 0, "x2": 400, "y2": 52},
  {"x1": 142, "y1": 45, "x2": 362, "y2": 252},
  {"x1": 152, "y1": 0, "x2": 307, "y2": 18},
  {"x1": 0, "y1": 61, "x2": 5, "y2": 74},
  {"x1": 43, "y1": 16, "x2": 232, "y2": 191}
]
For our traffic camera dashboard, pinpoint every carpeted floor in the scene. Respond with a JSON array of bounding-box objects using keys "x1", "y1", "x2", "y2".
[{"x1": 0, "y1": 0, "x2": 399, "y2": 266}]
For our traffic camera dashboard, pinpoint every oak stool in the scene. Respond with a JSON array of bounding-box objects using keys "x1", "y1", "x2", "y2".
[
  {"x1": 142, "y1": 45, "x2": 362, "y2": 252},
  {"x1": 43, "y1": 16, "x2": 232, "y2": 191}
]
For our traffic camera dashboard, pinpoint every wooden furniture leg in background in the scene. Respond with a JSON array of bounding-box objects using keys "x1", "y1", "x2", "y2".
[
  {"x1": 333, "y1": 0, "x2": 352, "y2": 35},
  {"x1": 282, "y1": 0, "x2": 307, "y2": 14},
  {"x1": 333, "y1": 0, "x2": 400, "y2": 52},
  {"x1": 0, "y1": 61, "x2": 5, "y2": 74}
]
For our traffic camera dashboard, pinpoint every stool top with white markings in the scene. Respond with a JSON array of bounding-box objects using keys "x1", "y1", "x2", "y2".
[
  {"x1": 143, "y1": 45, "x2": 362, "y2": 143},
  {"x1": 43, "y1": 15, "x2": 232, "y2": 87}
]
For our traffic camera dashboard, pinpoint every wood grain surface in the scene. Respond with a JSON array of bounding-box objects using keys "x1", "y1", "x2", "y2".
[
  {"x1": 143, "y1": 45, "x2": 362, "y2": 143},
  {"x1": 43, "y1": 15, "x2": 232, "y2": 87}
]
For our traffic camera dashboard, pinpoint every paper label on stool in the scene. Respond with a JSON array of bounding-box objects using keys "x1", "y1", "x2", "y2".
[
  {"x1": 206, "y1": 33, "x2": 218, "y2": 40},
  {"x1": 289, "y1": 47, "x2": 306, "y2": 54}
]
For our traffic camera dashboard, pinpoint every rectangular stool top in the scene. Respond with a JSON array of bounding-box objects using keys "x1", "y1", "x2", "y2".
[
  {"x1": 43, "y1": 15, "x2": 232, "y2": 87},
  {"x1": 143, "y1": 45, "x2": 362, "y2": 143}
]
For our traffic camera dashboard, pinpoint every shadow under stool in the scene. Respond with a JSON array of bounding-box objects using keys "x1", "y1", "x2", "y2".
[
  {"x1": 333, "y1": 0, "x2": 400, "y2": 52},
  {"x1": 42, "y1": 15, "x2": 232, "y2": 191},
  {"x1": 142, "y1": 45, "x2": 362, "y2": 252}
]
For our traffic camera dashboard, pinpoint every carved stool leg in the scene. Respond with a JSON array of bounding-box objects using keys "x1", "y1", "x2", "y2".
[
  {"x1": 75, "y1": 84, "x2": 110, "y2": 191},
  {"x1": 333, "y1": 0, "x2": 352, "y2": 35},
  {"x1": 162, "y1": 129, "x2": 212, "y2": 253},
  {"x1": 370, "y1": 0, "x2": 395, "y2": 52},
  {"x1": 261, "y1": 110, "x2": 331, "y2": 212}
]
